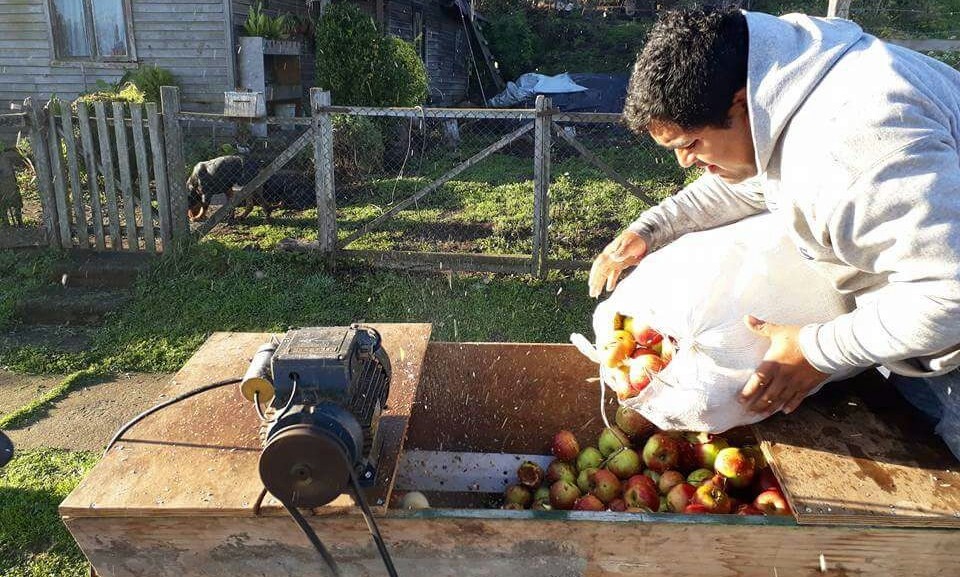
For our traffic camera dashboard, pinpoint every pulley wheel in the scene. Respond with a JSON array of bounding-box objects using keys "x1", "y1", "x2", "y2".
[{"x1": 259, "y1": 424, "x2": 352, "y2": 508}]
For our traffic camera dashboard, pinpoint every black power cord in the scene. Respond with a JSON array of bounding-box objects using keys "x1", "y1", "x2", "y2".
[
  {"x1": 281, "y1": 500, "x2": 343, "y2": 577},
  {"x1": 103, "y1": 377, "x2": 242, "y2": 456},
  {"x1": 349, "y1": 469, "x2": 399, "y2": 577}
]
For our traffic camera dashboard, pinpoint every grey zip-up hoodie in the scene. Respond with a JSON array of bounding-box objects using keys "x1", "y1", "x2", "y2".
[{"x1": 626, "y1": 12, "x2": 960, "y2": 377}]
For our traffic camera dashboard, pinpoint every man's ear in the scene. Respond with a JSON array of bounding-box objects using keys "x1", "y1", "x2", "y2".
[{"x1": 728, "y1": 87, "x2": 749, "y2": 119}]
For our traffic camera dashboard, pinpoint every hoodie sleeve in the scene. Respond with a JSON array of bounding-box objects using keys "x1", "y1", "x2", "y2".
[
  {"x1": 626, "y1": 173, "x2": 766, "y2": 251},
  {"x1": 798, "y1": 136, "x2": 960, "y2": 373}
]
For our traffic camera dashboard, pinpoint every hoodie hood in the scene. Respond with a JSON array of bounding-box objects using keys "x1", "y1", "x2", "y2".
[{"x1": 744, "y1": 12, "x2": 865, "y2": 174}]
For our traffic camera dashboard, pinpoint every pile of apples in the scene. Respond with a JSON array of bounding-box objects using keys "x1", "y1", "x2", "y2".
[
  {"x1": 601, "y1": 313, "x2": 674, "y2": 401},
  {"x1": 501, "y1": 407, "x2": 791, "y2": 516}
]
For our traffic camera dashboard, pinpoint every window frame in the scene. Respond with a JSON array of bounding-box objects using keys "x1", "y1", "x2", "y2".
[{"x1": 46, "y1": 0, "x2": 138, "y2": 65}]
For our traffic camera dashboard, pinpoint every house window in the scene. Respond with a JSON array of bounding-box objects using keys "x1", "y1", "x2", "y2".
[
  {"x1": 49, "y1": 0, "x2": 133, "y2": 60},
  {"x1": 412, "y1": 5, "x2": 426, "y2": 63}
]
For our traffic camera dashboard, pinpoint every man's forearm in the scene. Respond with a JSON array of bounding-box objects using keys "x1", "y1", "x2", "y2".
[{"x1": 627, "y1": 174, "x2": 766, "y2": 252}]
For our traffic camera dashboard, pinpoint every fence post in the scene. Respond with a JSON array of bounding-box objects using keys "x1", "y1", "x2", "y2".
[
  {"x1": 160, "y1": 86, "x2": 187, "y2": 239},
  {"x1": 532, "y1": 95, "x2": 552, "y2": 278},
  {"x1": 24, "y1": 97, "x2": 60, "y2": 248},
  {"x1": 312, "y1": 88, "x2": 337, "y2": 256},
  {"x1": 827, "y1": 0, "x2": 852, "y2": 18}
]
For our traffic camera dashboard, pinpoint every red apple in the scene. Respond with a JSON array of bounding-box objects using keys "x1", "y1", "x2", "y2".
[
  {"x1": 623, "y1": 474, "x2": 652, "y2": 493},
  {"x1": 552, "y1": 430, "x2": 580, "y2": 463},
  {"x1": 714, "y1": 447, "x2": 756, "y2": 489},
  {"x1": 736, "y1": 504, "x2": 764, "y2": 515},
  {"x1": 601, "y1": 330, "x2": 636, "y2": 368},
  {"x1": 546, "y1": 459, "x2": 577, "y2": 485},
  {"x1": 755, "y1": 467, "x2": 781, "y2": 492},
  {"x1": 626, "y1": 352, "x2": 664, "y2": 395},
  {"x1": 504, "y1": 484, "x2": 532, "y2": 508},
  {"x1": 683, "y1": 503, "x2": 711, "y2": 514},
  {"x1": 657, "y1": 470, "x2": 686, "y2": 495},
  {"x1": 607, "y1": 366, "x2": 632, "y2": 400},
  {"x1": 660, "y1": 336, "x2": 676, "y2": 365},
  {"x1": 693, "y1": 482, "x2": 732, "y2": 514},
  {"x1": 608, "y1": 498, "x2": 627, "y2": 512},
  {"x1": 576, "y1": 447, "x2": 604, "y2": 472},
  {"x1": 574, "y1": 494, "x2": 606, "y2": 511},
  {"x1": 549, "y1": 479, "x2": 581, "y2": 510},
  {"x1": 642, "y1": 433, "x2": 681, "y2": 472},
  {"x1": 685, "y1": 432, "x2": 729, "y2": 470},
  {"x1": 517, "y1": 461, "x2": 545, "y2": 489},
  {"x1": 598, "y1": 427, "x2": 631, "y2": 457},
  {"x1": 624, "y1": 479, "x2": 660, "y2": 511},
  {"x1": 606, "y1": 448, "x2": 642, "y2": 479},
  {"x1": 628, "y1": 322, "x2": 663, "y2": 348},
  {"x1": 677, "y1": 437, "x2": 699, "y2": 473},
  {"x1": 615, "y1": 405, "x2": 656, "y2": 440},
  {"x1": 666, "y1": 483, "x2": 697, "y2": 513},
  {"x1": 589, "y1": 469, "x2": 622, "y2": 504},
  {"x1": 754, "y1": 489, "x2": 792, "y2": 516}
]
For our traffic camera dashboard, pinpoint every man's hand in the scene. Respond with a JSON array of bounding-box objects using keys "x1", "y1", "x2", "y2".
[
  {"x1": 588, "y1": 231, "x2": 648, "y2": 298},
  {"x1": 739, "y1": 315, "x2": 830, "y2": 415}
]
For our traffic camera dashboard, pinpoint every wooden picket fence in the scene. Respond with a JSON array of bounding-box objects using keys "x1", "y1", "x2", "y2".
[{"x1": 21, "y1": 95, "x2": 185, "y2": 252}]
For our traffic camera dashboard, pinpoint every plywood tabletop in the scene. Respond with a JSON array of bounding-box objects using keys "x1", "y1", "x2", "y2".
[{"x1": 60, "y1": 324, "x2": 431, "y2": 518}]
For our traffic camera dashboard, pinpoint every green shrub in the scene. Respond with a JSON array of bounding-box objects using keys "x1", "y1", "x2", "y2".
[
  {"x1": 315, "y1": 3, "x2": 427, "y2": 107},
  {"x1": 74, "y1": 82, "x2": 146, "y2": 108},
  {"x1": 485, "y1": 11, "x2": 539, "y2": 81},
  {"x1": 243, "y1": 1, "x2": 288, "y2": 39},
  {"x1": 333, "y1": 115, "x2": 384, "y2": 183},
  {"x1": 123, "y1": 64, "x2": 178, "y2": 104}
]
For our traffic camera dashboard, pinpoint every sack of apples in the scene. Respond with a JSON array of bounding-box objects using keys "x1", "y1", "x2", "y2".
[{"x1": 574, "y1": 214, "x2": 859, "y2": 433}]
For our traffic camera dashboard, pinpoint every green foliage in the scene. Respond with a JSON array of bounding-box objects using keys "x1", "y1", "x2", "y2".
[
  {"x1": 74, "y1": 82, "x2": 146, "y2": 107},
  {"x1": 122, "y1": 64, "x2": 178, "y2": 104},
  {"x1": 332, "y1": 115, "x2": 384, "y2": 183},
  {"x1": 243, "y1": 1, "x2": 288, "y2": 39},
  {"x1": 315, "y1": 3, "x2": 427, "y2": 106},
  {"x1": 0, "y1": 249, "x2": 57, "y2": 330},
  {"x1": 925, "y1": 50, "x2": 960, "y2": 69},
  {"x1": 525, "y1": 12, "x2": 651, "y2": 75},
  {"x1": 0, "y1": 449, "x2": 97, "y2": 577},
  {"x1": 484, "y1": 11, "x2": 540, "y2": 80}
]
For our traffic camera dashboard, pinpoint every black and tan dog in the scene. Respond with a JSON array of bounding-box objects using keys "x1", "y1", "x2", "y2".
[
  {"x1": 185, "y1": 155, "x2": 258, "y2": 221},
  {"x1": 0, "y1": 149, "x2": 25, "y2": 227}
]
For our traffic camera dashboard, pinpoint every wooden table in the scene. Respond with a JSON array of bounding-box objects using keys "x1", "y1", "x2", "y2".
[{"x1": 62, "y1": 329, "x2": 960, "y2": 577}]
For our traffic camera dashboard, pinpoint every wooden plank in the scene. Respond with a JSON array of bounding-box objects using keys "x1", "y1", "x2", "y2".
[
  {"x1": 315, "y1": 105, "x2": 535, "y2": 119},
  {"x1": 24, "y1": 98, "x2": 60, "y2": 248},
  {"x1": 753, "y1": 370, "x2": 960, "y2": 529},
  {"x1": 886, "y1": 38, "x2": 960, "y2": 51},
  {"x1": 0, "y1": 226, "x2": 47, "y2": 249},
  {"x1": 311, "y1": 89, "x2": 336, "y2": 254},
  {"x1": 146, "y1": 103, "x2": 172, "y2": 251},
  {"x1": 60, "y1": 325, "x2": 432, "y2": 518},
  {"x1": 194, "y1": 127, "x2": 315, "y2": 237},
  {"x1": 532, "y1": 96, "x2": 551, "y2": 278},
  {"x1": 129, "y1": 104, "x2": 156, "y2": 253},
  {"x1": 338, "y1": 122, "x2": 533, "y2": 249},
  {"x1": 0, "y1": 113, "x2": 26, "y2": 128},
  {"x1": 552, "y1": 121, "x2": 658, "y2": 207},
  {"x1": 93, "y1": 101, "x2": 122, "y2": 249},
  {"x1": 113, "y1": 102, "x2": 138, "y2": 251},
  {"x1": 160, "y1": 86, "x2": 188, "y2": 238},
  {"x1": 64, "y1": 482, "x2": 960, "y2": 577},
  {"x1": 827, "y1": 0, "x2": 852, "y2": 18},
  {"x1": 46, "y1": 101, "x2": 73, "y2": 248},
  {"x1": 76, "y1": 105, "x2": 107, "y2": 250},
  {"x1": 395, "y1": 450, "x2": 555, "y2": 492},
  {"x1": 59, "y1": 107, "x2": 89, "y2": 249}
]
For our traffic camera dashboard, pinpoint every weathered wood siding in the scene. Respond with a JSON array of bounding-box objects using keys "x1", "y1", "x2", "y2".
[
  {"x1": 0, "y1": 0, "x2": 231, "y2": 141},
  {"x1": 386, "y1": 0, "x2": 469, "y2": 105}
]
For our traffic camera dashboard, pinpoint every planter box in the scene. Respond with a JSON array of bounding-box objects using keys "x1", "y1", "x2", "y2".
[{"x1": 223, "y1": 91, "x2": 265, "y2": 118}]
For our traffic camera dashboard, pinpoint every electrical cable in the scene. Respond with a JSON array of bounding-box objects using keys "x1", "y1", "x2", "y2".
[
  {"x1": 349, "y1": 468, "x2": 400, "y2": 577},
  {"x1": 103, "y1": 377, "x2": 242, "y2": 456},
  {"x1": 281, "y1": 499, "x2": 343, "y2": 577},
  {"x1": 253, "y1": 390, "x2": 268, "y2": 421},
  {"x1": 274, "y1": 377, "x2": 299, "y2": 422}
]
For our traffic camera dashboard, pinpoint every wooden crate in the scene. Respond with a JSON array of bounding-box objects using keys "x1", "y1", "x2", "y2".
[{"x1": 61, "y1": 328, "x2": 960, "y2": 576}]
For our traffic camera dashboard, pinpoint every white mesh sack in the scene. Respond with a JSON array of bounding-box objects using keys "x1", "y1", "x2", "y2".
[{"x1": 573, "y1": 213, "x2": 858, "y2": 433}]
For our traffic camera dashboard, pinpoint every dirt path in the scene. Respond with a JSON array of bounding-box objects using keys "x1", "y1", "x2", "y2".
[
  {"x1": 4, "y1": 371, "x2": 173, "y2": 452},
  {"x1": 0, "y1": 371, "x2": 59, "y2": 417}
]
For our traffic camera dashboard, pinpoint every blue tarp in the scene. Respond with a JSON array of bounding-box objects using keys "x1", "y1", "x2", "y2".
[{"x1": 488, "y1": 72, "x2": 629, "y2": 113}]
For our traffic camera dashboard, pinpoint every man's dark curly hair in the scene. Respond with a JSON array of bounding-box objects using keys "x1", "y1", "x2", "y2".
[{"x1": 624, "y1": 7, "x2": 748, "y2": 133}]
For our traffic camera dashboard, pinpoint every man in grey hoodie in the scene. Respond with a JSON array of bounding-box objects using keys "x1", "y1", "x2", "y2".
[{"x1": 589, "y1": 8, "x2": 960, "y2": 458}]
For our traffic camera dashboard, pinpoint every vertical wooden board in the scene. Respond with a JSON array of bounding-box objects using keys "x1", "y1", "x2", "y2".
[
  {"x1": 160, "y1": 86, "x2": 187, "y2": 238},
  {"x1": 311, "y1": 89, "x2": 336, "y2": 254},
  {"x1": 753, "y1": 371, "x2": 960, "y2": 528},
  {"x1": 129, "y1": 104, "x2": 156, "y2": 253},
  {"x1": 146, "y1": 103, "x2": 171, "y2": 251},
  {"x1": 94, "y1": 101, "x2": 121, "y2": 249},
  {"x1": 532, "y1": 96, "x2": 551, "y2": 278},
  {"x1": 24, "y1": 98, "x2": 59, "y2": 247},
  {"x1": 112, "y1": 102, "x2": 138, "y2": 251},
  {"x1": 60, "y1": 107, "x2": 89, "y2": 249},
  {"x1": 76, "y1": 105, "x2": 106, "y2": 250},
  {"x1": 47, "y1": 102, "x2": 72, "y2": 248}
]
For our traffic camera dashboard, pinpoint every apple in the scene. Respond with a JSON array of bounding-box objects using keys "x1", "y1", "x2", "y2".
[
  {"x1": 755, "y1": 467, "x2": 781, "y2": 492},
  {"x1": 677, "y1": 437, "x2": 699, "y2": 473},
  {"x1": 577, "y1": 467, "x2": 598, "y2": 494},
  {"x1": 623, "y1": 474, "x2": 651, "y2": 493},
  {"x1": 754, "y1": 489, "x2": 791, "y2": 516},
  {"x1": 588, "y1": 469, "x2": 622, "y2": 504},
  {"x1": 686, "y1": 468, "x2": 713, "y2": 486},
  {"x1": 627, "y1": 321, "x2": 663, "y2": 348},
  {"x1": 642, "y1": 469, "x2": 661, "y2": 485},
  {"x1": 574, "y1": 494, "x2": 606, "y2": 511},
  {"x1": 598, "y1": 427, "x2": 631, "y2": 457},
  {"x1": 608, "y1": 498, "x2": 627, "y2": 512},
  {"x1": 683, "y1": 503, "x2": 711, "y2": 514},
  {"x1": 642, "y1": 433, "x2": 681, "y2": 472},
  {"x1": 533, "y1": 486, "x2": 551, "y2": 502},
  {"x1": 626, "y1": 352, "x2": 665, "y2": 395},
  {"x1": 624, "y1": 479, "x2": 660, "y2": 511},
  {"x1": 661, "y1": 336, "x2": 676, "y2": 365},
  {"x1": 549, "y1": 479, "x2": 581, "y2": 510},
  {"x1": 607, "y1": 366, "x2": 632, "y2": 399},
  {"x1": 517, "y1": 461, "x2": 545, "y2": 488},
  {"x1": 504, "y1": 484, "x2": 532, "y2": 508},
  {"x1": 606, "y1": 448, "x2": 642, "y2": 479},
  {"x1": 552, "y1": 430, "x2": 580, "y2": 463},
  {"x1": 576, "y1": 446, "x2": 604, "y2": 472},
  {"x1": 614, "y1": 405, "x2": 656, "y2": 440},
  {"x1": 714, "y1": 447, "x2": 757, "y2": 489},
  {"x1": 736, "y1": 504, "x2": 764, "y2": 515},
  {"x1": 546, "y1": 460, "x2": 577, "y2": 485},
  {"x1": 658, "y1": 495, "x2": 669, "y2": 512},
  {"x1": 601, "y1": 330, "x2": 636, "y2": 368},
  {"x1": 666, "y1": 483, "x2": 697, "y2": 512},
  {"x1": 531, "y1": 499, "x2": 552, "y2": 511},
  {"x1": 742, "y1": 444, "x2": 768, "y2": 469},
  {"x1": 657, "y1": 470, "x2": 686, "y2": 495},
  {"x1": 693, "y1": 483, "x2": 732, "y2": 514},
  {"x1": 685, "y1": 433, "x2": 730, "y2": 470}
]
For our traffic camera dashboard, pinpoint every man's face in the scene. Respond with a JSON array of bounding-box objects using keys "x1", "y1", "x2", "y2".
[{"x1": 647, "y1": 88, "x2": 757, "y2": 184}]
